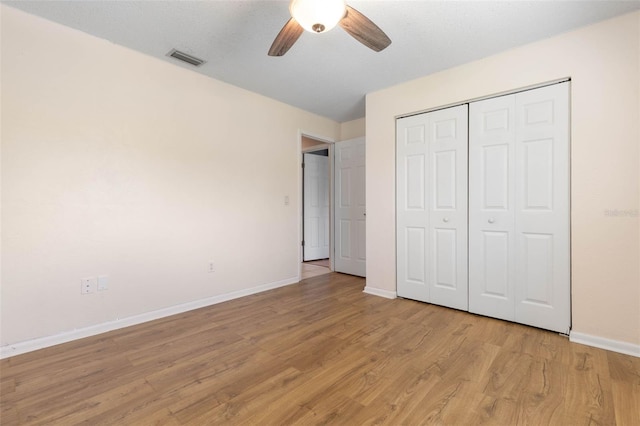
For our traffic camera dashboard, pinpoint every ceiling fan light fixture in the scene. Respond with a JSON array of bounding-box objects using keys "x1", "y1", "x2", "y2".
[{"x1": 289, "y1": 0, "x2": 346, "y2": 33}]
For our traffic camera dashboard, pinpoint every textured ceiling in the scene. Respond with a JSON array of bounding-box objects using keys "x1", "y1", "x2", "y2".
[{"x1": 5, "y1": 0, "x2": 640, "y2": 122}]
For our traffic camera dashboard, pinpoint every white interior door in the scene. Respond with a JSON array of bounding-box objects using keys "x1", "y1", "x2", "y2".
[
  {"x1": 334, "y1": 137, "x2": 366, "y2": 277},
  {"x1": 468, "y1": 94, "x2": 517, "y2": 321},
  {"x1": 469, "y1": 82, "x2": 570, "y2": 333},
  {"x1": 396, "y1": 114, "x2": 429, "y2": 301},
  {"x1": 303, "y1": 152, "x2": 329, "y2": 261},
  {"x1": 397, "y1": 105, "x2": 468, "y2": 310},
  {"x1": 514, "y1": 83, "x2": 570, "y2": 333}
]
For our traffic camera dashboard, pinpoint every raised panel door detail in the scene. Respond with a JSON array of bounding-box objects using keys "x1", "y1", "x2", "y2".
[
  {"x1": 482, "y1": 144, "x2": 509, "y2": 210},
  {"x1": 321, "y1": 224, "x2": 329, "y2": 248},
  {"x1": 406, "y1": 155, "x2": 426, "y2": 210},
  {"x1": 406, "y1": 227, "x2": 426, "y2": 284},
  {"x1": 338, "y1": 146, "x2": 351, "y2": 162},
  {"x1": 434, "y1": 150, "x2": 456, "y2": 210},
  {"x1": 406, "y1": 125, "x2": 426, "y2": 145},
  {"x1": 483, "y1": 109, "x2": 510, "y2": 131},
  {"x1": 521, "y1": 233, "x2": 554, "y2": 306},
  {"x1": 482, "y1": 231, "x2": 509, "y2": 298},
  {"x1": 434, "y1": 119, "x2": 456, "y2": 140},
  {"x1": 434, "y1": 228, "x2": 457, "y2": 289},
  {"x1": 339, "y1": 168, "x2": 351, "y2": 208},
  {"x1": 523, "y1": 139, "x2": 553, "y2": 211},
  {"x1": 309, "y1": 172, "x2": 318, "y2": 212},
  {"x1": 524, "y1": 100, "x2": 553, "y2": 125},
  {"x1": 309, "y1": 217, "x2": 319, "y2": 247},
  {"x1": 356, "y1": 219, "x2": 366, "y2": 261},
  {"x1": 339, "y1": 219, "x2": 351, "y2": 260},
  {"x1": 356, "y1": 165, "x2": 366, "y2": 208}
]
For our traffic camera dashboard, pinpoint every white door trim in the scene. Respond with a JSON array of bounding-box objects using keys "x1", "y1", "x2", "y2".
[
  {"x1": 396, "y1": 78, "x2": 571, "y2": 120},
  {"x1": 298, "y1": 131, "x2": 335, "y2": 281},
  {"x1": 303, "y1": 152, "x2": 330, "y2": 261}
]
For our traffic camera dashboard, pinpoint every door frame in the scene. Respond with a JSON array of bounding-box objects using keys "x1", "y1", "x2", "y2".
[
  {"x1": 302, "y1": 148, "x2": 330, "y2": 262},
  {"x1": 298, "y1": 131, "x2": 335, "y2": 280}
]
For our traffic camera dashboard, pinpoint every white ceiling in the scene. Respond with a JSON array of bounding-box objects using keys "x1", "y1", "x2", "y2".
[{"x1": 5, "y1": 0, "x2": 640, "y2": 122}]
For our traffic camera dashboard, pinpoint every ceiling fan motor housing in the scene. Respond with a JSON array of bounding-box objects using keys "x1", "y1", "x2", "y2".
[
  {"x1": 269, "y1": 0, "x2": 391, "y2": 56},
  {"x1": 289, "y1": 0, "x2": 346, "y2": 33}
]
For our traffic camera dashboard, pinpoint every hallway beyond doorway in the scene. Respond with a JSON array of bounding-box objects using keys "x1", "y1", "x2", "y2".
[{"x1": 301, "y1": 260, "x2": 330, "y2": 280}]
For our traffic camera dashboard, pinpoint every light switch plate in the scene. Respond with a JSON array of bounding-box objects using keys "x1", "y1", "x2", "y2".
[{"x1": 97, "y1": 275, "x2": 108, "y2": 291}]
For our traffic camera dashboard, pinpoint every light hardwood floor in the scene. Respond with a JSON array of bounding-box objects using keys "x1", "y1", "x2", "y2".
[
  {"x1": 301, "y1": 262, "x2": 331, "y2": 280},
  {"x1": 1, "y1": 273, "x2": 639, "y2": 425}
]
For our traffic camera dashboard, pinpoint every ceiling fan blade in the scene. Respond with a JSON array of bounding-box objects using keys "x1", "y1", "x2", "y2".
[
  {"x1": 268, "y1": 18, "x2": 304, "y2": 56},
  {"x1": 339, "y1": 5, "x2": 391, "y2": 52}
]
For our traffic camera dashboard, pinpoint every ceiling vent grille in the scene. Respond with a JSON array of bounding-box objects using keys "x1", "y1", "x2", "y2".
[{"x1": 166, "y1": 49, "x2": 206, "y2": 67}]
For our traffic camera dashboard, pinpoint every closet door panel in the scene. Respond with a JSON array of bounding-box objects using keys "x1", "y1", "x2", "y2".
[
  {"x1": 397, "y1": 105, "x2": 468, "y2": 309},
  {"x1": 482, "y1": 231, "x2": 510, "y2": 297},
  {"x1": 515, "y1": 83, "x2": 570, "y2": 333},
  {"x1": 470, "y1": 82, "x2": 570, "y2": 333},
  {"x1": 469, "y1": 95, "x2": 517, "y2": 321},
  {"x1": 397, "y1": 115, "x2": 430, "y2": 302},
  {"x1": 398, "y1": 82, "x2": 569, "y2": 332},
  {"x1": 428, "y1": 105, "x2": 468, "y2": 310}
]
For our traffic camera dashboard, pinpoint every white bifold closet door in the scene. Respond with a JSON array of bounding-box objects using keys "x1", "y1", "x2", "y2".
[
  {"x1": 397, "y1": 105, "x2": 468, "y2": 310},
  {"x1": 469, "y1": 82, "x2": 570, "y2": 333}
]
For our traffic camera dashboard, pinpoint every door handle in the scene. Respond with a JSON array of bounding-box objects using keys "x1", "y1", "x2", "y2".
[
  {"x1": 488, "y1": 218, "x2": 495, "y2": 224},
  {"x1": 443, "y1": 217, "x2": 449, "y2": 223}
]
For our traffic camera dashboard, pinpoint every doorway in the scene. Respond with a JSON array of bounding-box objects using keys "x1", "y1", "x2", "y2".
[
  {"x1": 301, "y1": 136, "x2": 332, "y2": 279},
  {"x1": 299, "y1": 134, "x2": 367, "y2": 280}
]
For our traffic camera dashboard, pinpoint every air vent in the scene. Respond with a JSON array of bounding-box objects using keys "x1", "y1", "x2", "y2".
[{"x1": 166, "y1": 49, "x2": 206, "y2": 67}]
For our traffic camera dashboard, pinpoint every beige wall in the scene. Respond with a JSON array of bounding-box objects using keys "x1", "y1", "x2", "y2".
[
  {"x1": 366, "y1": 12, "x2": 640, "y2": 346},
  {"x1": 302, "y1": 117, "x2": 365, "y2": 151},
  {"x1": 0, "y1": 6, "x2": 340, "y2": 346},
  {"x1": 340, "y1": 117, "x2": 365, "y2": 140}
]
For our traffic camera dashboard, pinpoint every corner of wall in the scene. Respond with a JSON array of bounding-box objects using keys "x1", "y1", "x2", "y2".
[{"x1": 340, "y1": 117, "x2": 366, "y2": 141}]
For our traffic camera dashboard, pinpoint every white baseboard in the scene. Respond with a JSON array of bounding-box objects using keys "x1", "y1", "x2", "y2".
[
  {"x1": 363, "y1": 286, "x2": 397, "y2": 299},
  {"x1": 0, "y1": 276, "x2": 299, "y2": 359},
  {"x1": 570, "y1": 331, "x2": 640, "y2": 358}
]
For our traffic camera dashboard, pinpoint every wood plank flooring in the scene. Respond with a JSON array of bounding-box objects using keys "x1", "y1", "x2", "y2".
[
  {"x1": 1, "y1": 273, "x2": 639, "y2": 425},
  {"x1": 300, "y1": 262, "x2": 331, "y2": 280}
]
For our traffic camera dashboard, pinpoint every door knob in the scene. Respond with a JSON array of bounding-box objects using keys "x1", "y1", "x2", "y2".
[
  {"x1": 488, "y1": 218, "x2": 495, "y2": 224},
  {"x1": 443, "y1": 217, "x2": 449, "y2": 223}
]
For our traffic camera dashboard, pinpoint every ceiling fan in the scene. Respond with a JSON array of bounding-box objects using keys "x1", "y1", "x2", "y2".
[{"x1": 268, "y1": 0, "x2": 392, "y2": 56}]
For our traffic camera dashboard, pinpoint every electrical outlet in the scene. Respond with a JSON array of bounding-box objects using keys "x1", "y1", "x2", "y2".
[
  {"x1": 81, "y1": 277, "x2": 97, "y2": 295},
  {"x1": 208, "y1": 261, "x2": 215, "y2": 273},
  {"x1": 97, "y1": 275, "x2": 108, "y2": 291}
]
